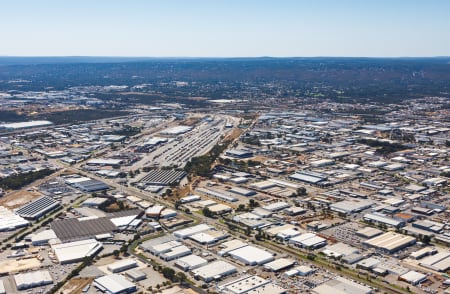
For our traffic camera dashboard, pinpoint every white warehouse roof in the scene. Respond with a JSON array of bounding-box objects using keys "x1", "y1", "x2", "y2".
[
  {"x1": 228, "y1": 245, "x2": 274, "y2": 266},
  {"x1": 94, "y1": 274, "x2": 137, "y2": 294}
]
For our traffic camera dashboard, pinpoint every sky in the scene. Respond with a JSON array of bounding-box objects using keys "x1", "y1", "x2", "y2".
[{"x1": 1, "y1": 0, "x2": 449, "y2": 57}]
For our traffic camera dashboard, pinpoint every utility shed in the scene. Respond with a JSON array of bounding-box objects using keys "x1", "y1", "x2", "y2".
[
  {"x1": 14, "y1": 270, "x2": 53, "y2": 290},
  {"x1": 312, "y1": 277, "x2": 373, "y2": 294},
  {"x1": 191, "y1": 260, "x2": 237, "y2": 282},
  {"x1": 228, "y1": 245, "x2": 274, "y2": 266},
  {"x1": 94, "y1": 274, "x2": 137, "y2": 294}
]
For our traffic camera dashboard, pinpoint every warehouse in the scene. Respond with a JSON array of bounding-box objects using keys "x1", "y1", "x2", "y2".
[
  {"x1": 289, "y1": 233, "x2": 327, "y2": 249},
  {"x1": 125, "y1": 269, "x2": 147, "y2": 282},
  {"x1": 160, "y1": 245, "x2": 192, "y2": 261},
  {"x1": 14, "y1": 270, "x2": 53, "y2": 290},
  {"x1": 191, "y1": 260, "x2": 237, "y2": 282},
  {"x1": 322, "y1": 242, "x2": 360, "y2": 259},
  {"x1": 208, "y1": 203, "x2": 233, "y2": 215},
  {"x1": 0, "y1": 206, "x2": 29, "y2": 231},
  {"x1": 180, "y1": 195, "x2": 201, "y2": 203},
  {"x1": 30, "y1": 229, "x2": 57, "y2": 245},
  {"x1": 173, "y1": 224, "x2": 211, "y2": 239},
  {"x1": 71, "y1": 178, "x2": 110, "y2": 192},
  {"x1": 107, "y1": 258, "x2": 137, "y2": 273},
  {"x1": 228, "y1": 245, "x2": 274, "y2": 266},
  {"x1": 228, "y1": 187, "x2": 256, "y2": 197},
  {"x1": 87, "y1": 158, "x2": 123, "y2": 167},
  {"x1": 218, "y1": 239, "x2": 248, "y2": 256},
  {"x1": 189, "y1": 230, "x2": 228, "y2": 245},
  {"x1": 175, "y1": 254, "x2": 208, "y2": 271},
  {"x1": 399, "y1": 271, "x2": 427, "y2": 285},
  {"x1": 139, "y1": 169, "x2": 187, "y2": 186},
  {"x1": 289, "y1": 171, "x2": 327, "y2": 185},
  {"x1": 356, "y1": 227, "x2": 383, "y2": 239},
  {"x1": 16, "y1": 196, "x2": 60, "y2": 220},
  {"x1": 225, "y1": 149, "x2": 254, "y2": 159},
  {"x1": 262, "y1": 201, "x2": 290, "y2": 212},
  {"x1": 312, "y1": 277, "x2": 372, "y2": 294},
  {"x1": 218, "y1": 275, "x2": 287, "y2": 294},
  {"x1": 51, "y1": 216, "x2": 117, "y2": 242},
  {"x1": 196, "y1": 187, "x2": 238, "y2": 202},
  {"x1": 94, "y1": 274, "x2": 137, "y2": 294},
  {"x1": 144, "y1": 240, "x2": 181, "y2": 256},
  {"x1": 419, "y1": 250, "x2": 450, "y2": 272},
  {"x1": 330, "y1": 199, "x2": 373, "y2": 214},
  {"x1": 0, "y1": 280, "x2": 4, "y2": 294},
  {"x1": 363, "y1": 232, "x2": 416, "y2": 253},
  {"x1": 81, "y1": 197, "x2": 109, "y2": 208},
  {"x1": 0, "y1": 120, "x2": 52, "y2": 130},
  {"x1": 363, "y1": 213, "x2": 405, "y2": 228},
  {"x1": 264, "y1": 258, "x2": 295, "y2": 272},
  {"x1": 51, "y1": 239, "x2": 103, "y2": 264},
  {"x1": 160, "y1": 125, "x2": 192, "y2": 135}
]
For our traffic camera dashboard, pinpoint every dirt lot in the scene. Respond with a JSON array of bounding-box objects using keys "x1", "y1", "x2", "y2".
[
  {"x1": 0, "y1": 190, "x2": 42, "y2": 209},
  {"x1": 60, "y1": 277, "x2": 93, "y2": 294},
  {"x1": 0, "y1": 257, "x2": 41, "y2": 274}
]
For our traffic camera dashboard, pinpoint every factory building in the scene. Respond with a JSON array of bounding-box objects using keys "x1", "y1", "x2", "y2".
[
  {"x1": 94, "y1": 274, "x2": 137, "y2": 294},
  {"x1": 363, "y1": 232, "x2": 416, "y2": 253},
  {"x1": 191, "y1": 260, "x2": 237, "y2": 282}
]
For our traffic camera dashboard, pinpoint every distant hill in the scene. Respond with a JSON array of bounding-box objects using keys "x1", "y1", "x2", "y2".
[{"x1": 0, "y1": 57, "x2": 449, "y2": 102}]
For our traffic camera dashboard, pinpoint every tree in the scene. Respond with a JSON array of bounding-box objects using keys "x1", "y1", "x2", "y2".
[
  {"x1": 162, "y1": 267, "x2": 175, "y2": 281},
  {"x1": 297, "y1": 187, "x2": 307, "y2": 196},
  {"x1": 248, "y1": 199, "x2": 259, "y2": 208},
  {"x1": 202, "y1": 207, "x2": 213, "y2": 218},
  {"x1": 113, "y1": 250, "x2": 120, "y2": 258},
  {"x1": 236, "y1": 204, "x2": 246, "y2": 211}
]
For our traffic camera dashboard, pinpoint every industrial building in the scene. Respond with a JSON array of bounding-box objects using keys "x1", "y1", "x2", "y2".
[
  {"x1": 218, "y1": 239, "x2": 248, "y2": 256},
  {"x1": 356, "y1": 227, "x2": 383, "y2": 239},
  {"x1": 125, "y1": 269, "x2": 147, "y2": 282},
  {"x1": 264, "y1": 258, "x2": 295, "y2": 272},
  {"x1": 66, "y1": 176, "x2": 110, "y2": 192},
  {"x1": 419, "y1": 250, "x2": 450, "y2": 272},
  {"x1": 107, "y1": 258, "x2": 138, "y2": 273},
  {"x1": 363, "y1": 232, "x2": 416, "y2": 253},
  {"x1": 16, "y1": 195, "x2": 60, "y2": 220},
  {"x1": 138, "y1": 169, "x2": 186, "y2": 186},
  {"x1": 29, "y1": 229, "x2": 58, "y2": 245},
  {"x1": 363, "y1": 213, "x2": 405, "y2": 228},
  {"x1": 0, "y1": 206, "x2": 29, "y2": 231},
  {"x1": 94, "y1": 274, "x2": 137, "y2": 294},
  {"x1": 51, "y1": 239, "x2": 103, "y2": 264},
  {"x1": 191, "y1": 260, "x2": 237, "y2": 282},
  {"x1": 173, "y1": 224, "x2": 211, "y2": 239},
  {"x1": 312, "y1": 276, "x2": 373, "y2": 294},
  {"x1": 160, "y1": 245, "x2": 192, "y2": 261},
  {"x1": 14, "y1": 270, "x2": 53, "y2": 290},
  {"x1": 0, "y1": 120, "x2": 53, "y2": 130},
  {"x1": 289, "y1": 233, "x2": 327, "y2": 249},
  {"x1": 160, "y1": 125, "x2": 192, "y2": 135},
  {"x1": 175, "y1": 254, "x2": 208, "y2": 271},
  {"x1": 330, "y1": 199, "x2": 373, "y2": 214},
  {"x1": 196, "y1": 187, "x2": 238, "y2": 203},
  {"x1": 225, "y1": 149, "x2": 254, "y2": 159},
  {"x1": 228, "y1": 245, "x2": 274, "y2": 266},
  {"x1": 218, "y1": 275, "x2": 287, "y2": 294},
  {"x1": 51, "y1": 216, "x2": 117, "y2": 242},
  {"x1": 399, "y1": 271, "x2": 428, "y2": 285}
]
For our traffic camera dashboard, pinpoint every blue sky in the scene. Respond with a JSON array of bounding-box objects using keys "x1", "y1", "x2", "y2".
[{"x1": 1, "y1": 0, "x2": 449, "y2": 57}]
